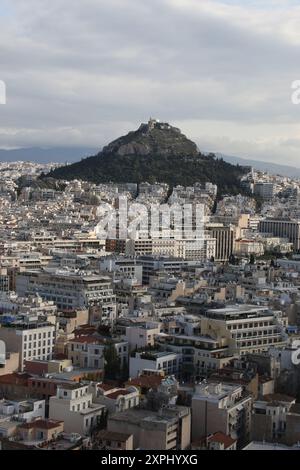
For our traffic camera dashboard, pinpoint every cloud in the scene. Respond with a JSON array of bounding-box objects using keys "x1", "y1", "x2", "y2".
[{"x1": 0, "y1": 0, "x2": 300, "y2": 165}]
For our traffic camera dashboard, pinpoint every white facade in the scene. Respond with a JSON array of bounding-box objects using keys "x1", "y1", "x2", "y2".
[
  {"x1": 49, "y1": 384, "x2": 106, "y2": 435},
  {"x1": 124, "y1": 322, "x2": 161, "y2": 351},
  {"x1": 0, "y1": 322, "x2": 56, "y2": 371},
  {"x1": 129, "y1": 351, "x2": 181, "y2": 378},
  {"x1": 16, "y1": 269, "x2": 117, "y2": 323}
]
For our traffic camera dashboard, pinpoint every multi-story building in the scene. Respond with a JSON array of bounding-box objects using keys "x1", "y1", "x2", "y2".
[
  {"x1": 107, "y1": 405, "x2": 191, "y2": 450},
  {"x1": 49, "y1": 383, "x2": 106, "y2": 435},
  {"x1": 251, "y1": 394, "x2": 296, "y2": 443},
  {"x1": 259, "y1": 219, "x2": 300, "y2": 251},
  {"x1": 17, "y1": 419, "x2": 65, "y2": 445},
  {"x1": 125, "y1": 238, "x2": 215, "y2": 261},
  {"x1": 156, "y1": 333, "x2": 235, "y2": 379},
  {"x1": 16, "y1": 268, "x2": 117, "y2": 323},
  {"x1": 129, "y1": 350, "x2": 181, "y2": 378},
  {"x1": 100, "y1": 257, "x2": 143, "y2": 284},
  {"x1": 206, "y1": 224, "x2": 235, "y2": 262},
  {"x1": 137, "y1": 256, "x2": 188, "y2": 284},
  {"x1": 0, "y1": 268, "x2": 10, "y2": 292},
  {"x1": 89, "y1": 383, "x2": 140, "y2": 414},
  {"x1": 124, "y1": 322, "x2": 161, "y2": 351},
  {"x1": 253, "y1": 183, "x2": 274, "y2": 200},
  {"x1": 192, "y1": 382, "x2": 252, "y2": 448},
  {"x1": 234, "y1": 239, "x2": 264, "y2": 256},
  {"x1": 0, "y1": 318, "x2": 56, "y2": 371},
  {"x1": 200, "y1": 305, "x2": 288, "y2": 356},
  {"x1": 68, "y1": 336, "x2": 128, "y2": 370}
]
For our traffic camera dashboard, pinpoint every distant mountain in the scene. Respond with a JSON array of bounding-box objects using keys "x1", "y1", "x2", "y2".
[
  {"x1": 218, "y1": 153, "x2": 300, "y2": 179},
  {"x1": 0, "y1": 147, "x2": 98, "y2": 164},
  {"x1": 46, "y1": 120, "x2": 249, "y2": 197}
]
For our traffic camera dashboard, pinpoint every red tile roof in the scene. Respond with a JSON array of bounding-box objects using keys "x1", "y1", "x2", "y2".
[
  {"x1": 106, "y1": 389, "x2": 131, "y2": 400},
  {"x1": 208, "y1": 432, "x2": 236, "y2": 448},
  {"x1": 97, "y1": 383, "x2": 116, "y2": 392},
  {"x1": 126, "y1": 375, "x2": 163, "y2": 390}
]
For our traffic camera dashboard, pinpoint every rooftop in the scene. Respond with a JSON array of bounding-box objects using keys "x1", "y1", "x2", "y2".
[
  {"x1": 96, "y1": 430, "x2": 132, "y2": 442},
  {"x1": 19, "y1": 419, "x2": 63, "y2": 430}
]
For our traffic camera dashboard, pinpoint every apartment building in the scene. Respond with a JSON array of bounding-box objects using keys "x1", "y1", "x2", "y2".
[
  {"x1": 124, "y1": 322, "x2": 161, "y2": 351},
  {"x1": 259, "y1": 219, "x2": 300, "y2": 251},
  {"x1": 253, "y1": 182, "x2": 274, "y2": 200},
  {"x1": 125, "y1": 238, "x2": 215, "y2": 261},
  {"x1": 100, "y1": 257, "x2": 143, "y2": 284},
  {"x1": 107, "y1": 405, "x2": 191, "y2": 450},
  {"x1": 0, "y1": 268, "x2": 9, "y2": 292},
  {"x1": 192, "y1": 382, "x2": 252, "y2": 448},
  {"x1": 200, "y1": 305, "x2": 288, "y2": 356},
  {"x1": 137, "y1": 256, "x2": 188, "y2": 284},
  {"x1": 0, "y1": 318, "x2": 56, "y2": 371},
  {"x1": 16, "y1": 268, "x2": 117, "y2": 323},
  {"x1": 251, "y1": 393, "x2": 296, "y2": 443},
  {"x1": 206, "y1": 224, "x2": 235, "y2": 262},
  {"x1": 49, "y1": 383, "x2": 106, "y2": 435},
  {"x1": 68, "y1": 336, "x2": 128, "y2": 370},
  {"x1": 129, "y1": 351, "x2": 181, "y2": 378},
  {"x1": 114, "y1": 279, "x2": 147, "y2": 307},
  {"x1": 157, "y1": 333, "x2": 235, "y2": 379},
  {"x1": 234, "y1": 240, "x2": 264, "y2": 256}
]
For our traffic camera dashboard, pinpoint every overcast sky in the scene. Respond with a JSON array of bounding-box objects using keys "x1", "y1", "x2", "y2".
[{"x1": 1, "y1": 0, "x2": 300, "y2": 165}]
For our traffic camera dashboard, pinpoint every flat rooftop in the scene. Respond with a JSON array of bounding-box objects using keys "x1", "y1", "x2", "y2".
[
  {"x1": 109, "y1": 408, "x2": 156, "y2": 425},
  {"x1": 205, "y1": 304, "x2": 275, "y2": 319},
  {"x1": 243, "y1": 442, "x2": 300, "y2": 451}
]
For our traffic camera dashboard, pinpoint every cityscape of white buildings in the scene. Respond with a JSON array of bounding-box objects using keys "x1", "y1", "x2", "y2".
[{"x1": 1, "y1": 160, "x2": 300, "y2": 450}]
